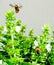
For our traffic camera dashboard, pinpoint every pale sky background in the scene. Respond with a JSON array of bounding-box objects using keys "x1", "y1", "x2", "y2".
[{"x1": 0, "y1": 0, "x2": 54, "y2": 35}]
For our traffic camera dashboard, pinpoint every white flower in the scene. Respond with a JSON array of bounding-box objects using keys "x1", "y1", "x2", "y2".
[
  {"x1": 0, "y1": 60, "x2": 2, "y2": 64},
  {"x1": 33, "y1": 40, "x2": 38, "y2": 49},
  {"x1": 33, "y1": 46, "x2": 36, "y2": 49},
  {"x1": 46, "y1": 43, "x2": 52, "y2": 53},
  {"x1": 34, "y1": 40, "x2": 38, "y2": 47},
  {"x1": 16, "y1": 26, "x2": 21, "y2": 33},
  {"x1": 4, "y1": 26, "x2": 7, "y2": 32},
  {"x1": 0, "y1": 42, "x2": 5, "y2": 47},
  {"x1": 0, "y1": 42, "x2": 4, "y2": 46}
]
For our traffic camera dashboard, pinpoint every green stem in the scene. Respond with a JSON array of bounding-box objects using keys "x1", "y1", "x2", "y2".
[
  {"x1": 11, "y1": 27, "x2": 14, "y2": 49},
  {"x1": 11, "y1": 34, "x2": 14, "y2": 49}
]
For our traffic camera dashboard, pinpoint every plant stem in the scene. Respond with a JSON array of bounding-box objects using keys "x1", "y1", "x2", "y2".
[
  {"x1": 11, "y1": 27, "x2": 14, "y2": 49},
  {"x1": 11, "y1": 34, "x2": 14, "y2": 49}
]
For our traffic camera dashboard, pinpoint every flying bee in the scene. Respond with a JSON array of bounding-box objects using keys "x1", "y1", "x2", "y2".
[
  {"x1": 9, "y1": 3, "x2": 22, "y2": 13},
  {"x1": 35, "y1": 47, "x2": 40, "y2": 54}
]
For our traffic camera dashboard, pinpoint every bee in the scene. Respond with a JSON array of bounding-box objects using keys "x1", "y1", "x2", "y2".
[
  {"x1": 9, "y1": 3, "x2": 22, "y2": 13},
  {"x1": 35, "y1": 47, "x2": 40, "y2": 54}
]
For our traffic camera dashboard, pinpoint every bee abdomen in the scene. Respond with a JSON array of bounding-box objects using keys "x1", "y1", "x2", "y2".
[
  {"x1": 15, "y1": 6, "x2": 19, "y2": 13},
  {"x1": 35, "y1": 48, "x2": 40, "y2": 54}
]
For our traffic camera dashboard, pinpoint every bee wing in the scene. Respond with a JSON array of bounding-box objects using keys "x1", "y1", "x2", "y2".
[
  {"x1": 18, "y1": 5, "x2": 22, "y2": 8},
  {"x1": 9, "y1": 4, "x2": 15, "y2": 7},
  {"x1": 16, "y1": 3, "x2": 22, "y2": 8}
]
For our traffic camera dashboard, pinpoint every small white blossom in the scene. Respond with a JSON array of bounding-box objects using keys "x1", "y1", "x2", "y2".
[
  {"x1": 33, "y1": 46, "x2": 36, "y2": 49},
  {"x1": 16, "y1": 26, "x2": 21, "y2": 33},
  {"x1": 0, "y1": 42, "x2": 5, "y2": 47},
  {"x1": 4, "y1": 26, "x2": 7, "y2": 32},
  {"x1": 0, "y1": 60, "x2": 2, "y2": 64},
  {"x1": 33, "y1": 40, "x2": 38, "y2": 49},
  {"x1": 46, "y1": 43, "x2": 52, "y2": 53},
  {"x1": 0, "y1": 42, "x2": 4, "y2": 46},
  {"x1": 34, "y1": 40, "x2": 38, "y2": 47}
]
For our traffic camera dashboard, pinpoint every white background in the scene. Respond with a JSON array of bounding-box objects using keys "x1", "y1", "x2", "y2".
[{"x1": 0, "y1": 0, "x2": 54, "y2": 35}]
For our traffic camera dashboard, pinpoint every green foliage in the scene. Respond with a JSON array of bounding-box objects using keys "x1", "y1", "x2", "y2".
[
  {"x1": 16, "y1": 20, "x2": 21, "y2": 26},
  {"x1": 5, "y1": 11, "x2": 16, "y2": 21},
  {"x1": 29, "y1": 29, "x2": 34, "y2": 37},
  {"x1": 0, "y1": 10, "x2": 54, "y2": 65}
]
